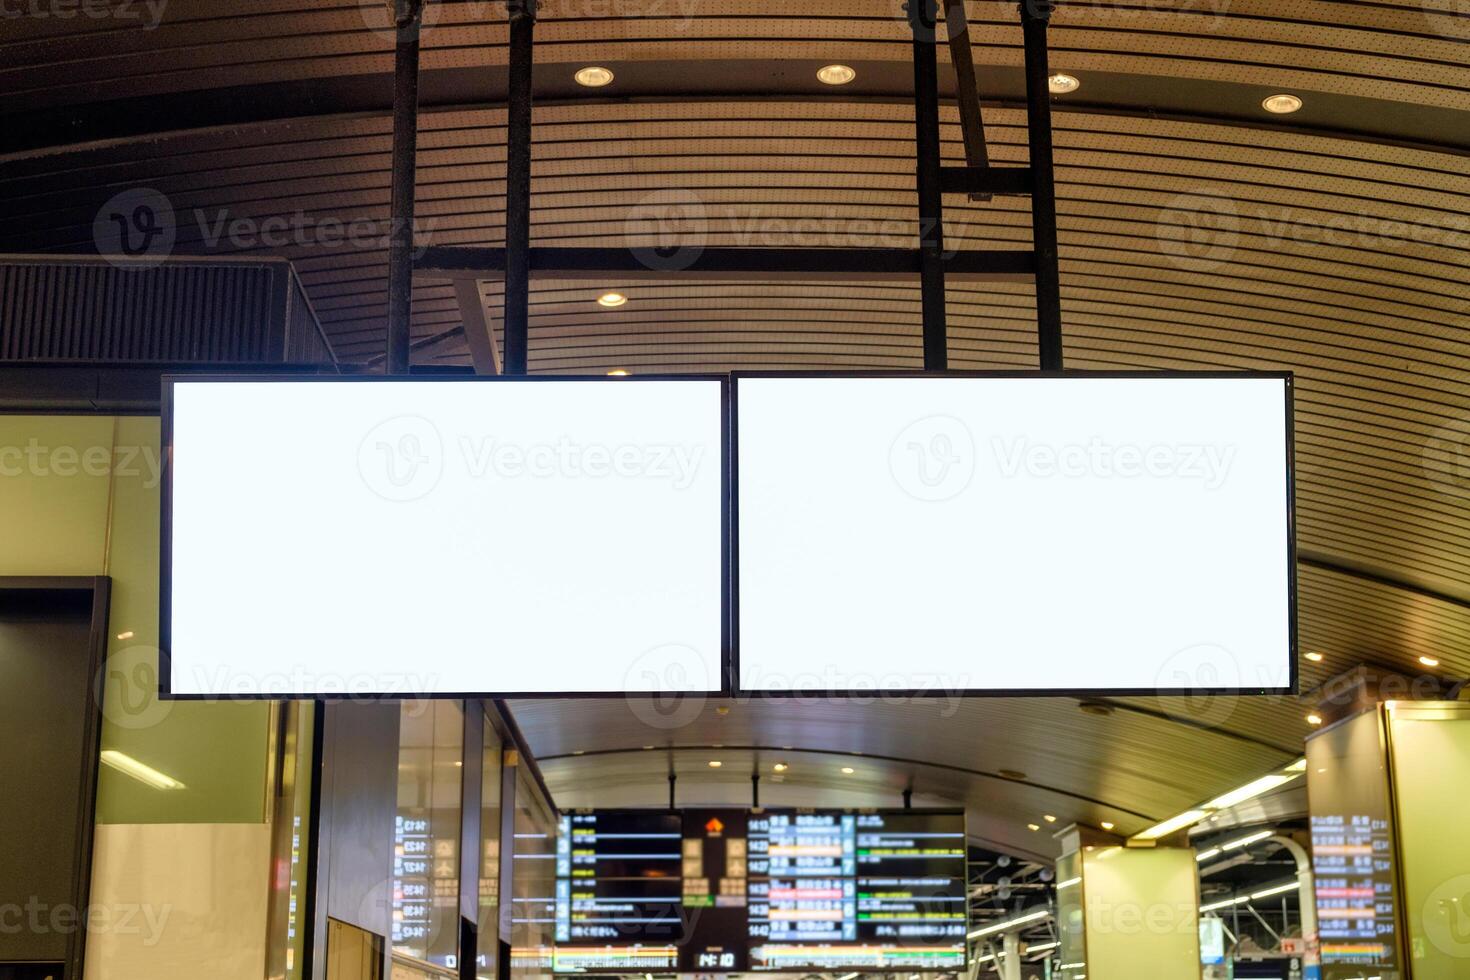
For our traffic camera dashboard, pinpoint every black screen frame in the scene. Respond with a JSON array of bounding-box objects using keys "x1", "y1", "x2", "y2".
[
  {"x1": 729, "y1": 369, "x2": 1298, "y2": 700},
  {"x1": 159, "y1": 372, "x2": 732, "y2": 700}
]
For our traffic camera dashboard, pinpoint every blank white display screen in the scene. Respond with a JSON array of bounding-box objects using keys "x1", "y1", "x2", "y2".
[
  {"x1": 735, "y1": 375, "x2": 1292, "y2": 694},
  {"x1": 166, "y1": 378, "x2": 725, "y2": 697}
]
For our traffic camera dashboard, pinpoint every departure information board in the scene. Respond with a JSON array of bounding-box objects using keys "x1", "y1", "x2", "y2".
[
  {"x1": 551, "y1": 808, "x2": 966, "y2": 974},
  {"x1": 1305, "y1": 710, "x2": 1404, "y2": 980}
]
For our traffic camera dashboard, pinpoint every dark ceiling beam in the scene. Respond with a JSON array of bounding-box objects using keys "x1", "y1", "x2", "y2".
[
  {"x1": 414, "y1": 245, "x2": 1035, "y2": 283},
  {"x1": 4, "y1": 64, "x2": 1467, "y2": 162},
  {"x1": 943, "y1": 0, "x2": 993, "y2": 202},
  {"x1": 530, "y1": 741, "x2": 1162, "y2": 822},
  {"x1": 1299, "y1": 550, "x2": 1470, "y2": 611}
]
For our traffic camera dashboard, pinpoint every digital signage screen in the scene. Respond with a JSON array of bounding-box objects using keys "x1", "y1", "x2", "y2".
[
  {"x1": 734, "y1": 373, "x2": 1294, "y2": 696},
  {"x1": 550, "y1": 808, "x2": 966, "y2": 974},
  {"x1": 1306, "y1": 709, "x2": 1405, "y2": 980},
  {"x1": 162, "y1": 376, "x2": 727, "y2": 698}
]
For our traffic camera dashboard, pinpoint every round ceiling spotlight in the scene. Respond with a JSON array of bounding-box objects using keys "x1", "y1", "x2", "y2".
[
  {"x1": 840, "y1": 766, "x2": 855, "y2": 775},
  {"x1": 597, "y1": 291, "x2": 627, "y2": 307},
  {"x1": 1262, "y1": 93, "x2": 1303, "y2": 114},
  {"x1": 606, "y1": 369, "x2": 630, "y2": 377},
  {"x1": 574, "y1": 66, "x2": 615, "y2": 88},
  {"x1": 1048, "y1": 73, "x2": 1080, "y2": 94},
  {"x1": 816, "y1": 64, "x2": 857, "y2": 85}
]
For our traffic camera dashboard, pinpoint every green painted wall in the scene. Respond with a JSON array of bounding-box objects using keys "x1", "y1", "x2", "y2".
[
  {"x1": 0, "y1": 414, "x2": 270, "y2": 824},
  {"x1": 1387, "y1": 705, "x2": 1470, "y2": 977}
]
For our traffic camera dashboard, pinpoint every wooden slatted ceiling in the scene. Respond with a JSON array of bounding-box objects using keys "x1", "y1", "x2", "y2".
[{"x1": 1, "y1": 0, "x2": 1468, "y2": 845}]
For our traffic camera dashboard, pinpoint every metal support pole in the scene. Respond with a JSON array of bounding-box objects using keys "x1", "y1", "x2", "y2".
[
  {"x1": 751, "y1": 773, "x2": 760, "y2": 808},
  {"x1": 386, "y1": 0, "x2": 424, "y2": 375},
  {"x1": 668, "y1": 771, "x2": 677, "y2": 811},
  {"x1": 503, "y1": 0, "x2": 536, "y2": 376},
  {"x1": 908, "y1": 0, "x2": 947, "y2": 371},
  {"x1": 902, "y1": 787, "x2": 913, "y2": 810},
  {"x1": 1020, "y1": 1, "x2": 1063, "y2": 370}
]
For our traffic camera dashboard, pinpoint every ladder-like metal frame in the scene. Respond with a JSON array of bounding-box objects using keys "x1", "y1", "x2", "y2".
[{"x1": 385, "y1": 0, "x2": 1065, "y2": 378}]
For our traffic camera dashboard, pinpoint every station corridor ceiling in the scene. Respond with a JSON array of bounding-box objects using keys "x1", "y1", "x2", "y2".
[{"x1": 2, "y1": 0, "x2": 1467, "y2": 858}]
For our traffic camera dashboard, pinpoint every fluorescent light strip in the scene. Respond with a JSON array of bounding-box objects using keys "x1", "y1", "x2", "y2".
[
  {"x1": 1222, "y1": 829, "x2": 1274, "y2": 850},
  {"x1": 1196, "y1": 848, "x2": 1222, "y2": 863},
  {"x1": 1026, "y1": 941, "x2": 1059, "y2": 954},
  {"x1": 1199, "y1": 878, "x2": 1298, "y2": 913},
  {"x1": 1131, "y1": 762, "x2": 1306, "y2": 843},
  {"x1": 99, "y1": 750, "x2": 185, "y2": 790},
  {"x1": 1205, "y1": 773, "x2": 1299, "y2": 810},
  {"x1": 1056, "y1": 876, "x2": 1081, "y2": 890},
  {"x1": 967, "y1": 908, "x2": 1051, "y2": 939},
  {"x1": 1134, "y1": 809, "x2": 1207, "y2": 841},
  {"x1": 1200, "y1": 895, "x2": 1249, "y2": 913}
]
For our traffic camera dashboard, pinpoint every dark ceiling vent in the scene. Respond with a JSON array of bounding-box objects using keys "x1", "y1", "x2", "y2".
[{"x1": 0, "y1": 255, "x2": 336, "y2": 366}]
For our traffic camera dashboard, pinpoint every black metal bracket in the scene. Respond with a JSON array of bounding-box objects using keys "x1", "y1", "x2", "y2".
[{"x1": 398, "y1": 0, "x2": 1066, "y2": 373}]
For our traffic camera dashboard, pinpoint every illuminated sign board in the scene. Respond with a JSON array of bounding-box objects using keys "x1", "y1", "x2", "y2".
[{"x1": 550, "y1": 808, "x2": 966, "y2": 973}]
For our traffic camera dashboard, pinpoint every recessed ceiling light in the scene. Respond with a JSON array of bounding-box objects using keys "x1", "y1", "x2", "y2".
[
  {"x1": 1419, "y1": 655, "x2": 1440, "y2": 667},
  {"x1": 642, "y1": 744, "x2": 654, "y2": 750},
  {"x1": 816, "y1": 64, "x2": 856, "y2": 85},
  {"x1": 1027, "y1": 823, "x2": 1040, "y2": 831},
  {"x1": 1100, "y1": 821, "x2": 1115, "y2": 831},
  {"x1": 1262, "y1": 93, "x2": 1302, "y2": 114},
  {"x1": 840, "y1": 766, "x2": 855, "y2": 775},
  {"x1": 708, "y1": 760, "x2": 722, "y2": 768},
  {"x1": 1306, "y1": 713, "x2": 1323, "y2": 726},
  {"x1": 116, "y1": 630, "x2": 134, "y2": 641},
  {"x1": 1043, "y1": 815, "x2": 1057, "y2": 823},
  {"x1": 597, "y1": 291, "x2": 627, "y2": 307},
  {"x1": 1304, "y1": 652, "x2": 1323, "y2": 662},
  {"x1": 773, "y1": 762, "x2": 789, "y2": 772},
  {"x1": 574, "y1": 66, "x2": 614, "y2": 88},
  {"x1": 607, "y1": 369, "x2": 630, "y2": 376},
  {"x1": 1048, "y1": 73, "x2": 1080, "y2": 94}
]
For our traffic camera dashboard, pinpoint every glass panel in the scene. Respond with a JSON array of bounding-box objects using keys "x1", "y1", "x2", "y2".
[
  {"x1": 393, "y1": 700, "x2": 464, "y2": 972},
  {"x1": 511, "y1": 766, "x2": 557, "y2": 979},
  {"x1": 477, "y1": 714, "x2": 503, "y2": 980}
]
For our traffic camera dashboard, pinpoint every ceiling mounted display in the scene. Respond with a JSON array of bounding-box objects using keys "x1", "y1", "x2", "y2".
[
  {"x1": 162, "y1": 376, "x2": 727, "y2": 698},
  {"x1": 734, "y1": 372, "x2": 1295, "y2": 697}
]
